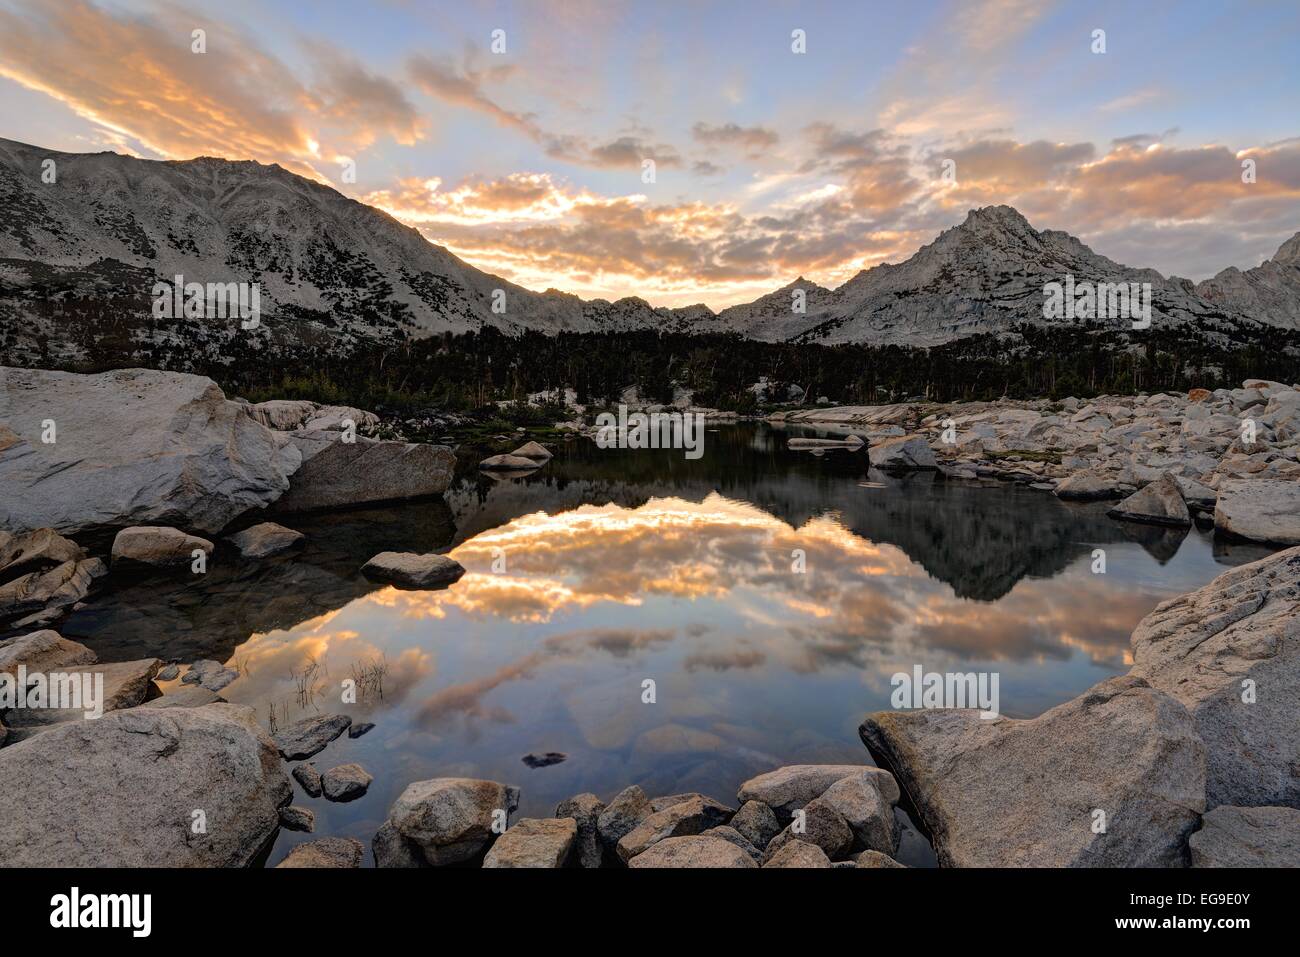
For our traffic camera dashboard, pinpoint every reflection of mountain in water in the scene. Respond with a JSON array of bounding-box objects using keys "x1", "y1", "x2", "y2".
[
  {"x1": 58, "y1": 503, "x2": 456, "y2": 662},
  {"x1": 445, "y1": 425, "x2": 1210, "y2": 601},
  {"x1": 58, "y1": 424, "x2": 1256, "y2": 666}
]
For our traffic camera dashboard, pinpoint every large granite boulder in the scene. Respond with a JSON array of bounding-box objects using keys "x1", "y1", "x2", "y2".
[
  {"x1": 1214, "y1": 480, "x2": 1300, "y2": 545},
  {"x1": 860, "y1": 675, "x2": 1206, "y2": 867},
  {"x1": 596, "y1": 785, "x2": 651, "y2": 848},
  {"x1": 385, "y1": 777, "x2": 520, "y2": 866},
  {"x1": 1130, "y1": 545, "x2": 1300, "y2": 809},
  {"x1": 271, "y1": 431, "x2": 453, "y2": 513},
  {"x1": 0, "y1": 367, "x2": 300, "y2": 534},
  {"x1": 0, "y1": 703, "x2": 291, "y2": 866},
  {"x1": 1188, "y1": 806, "x2": 1300, "y2": 867}
]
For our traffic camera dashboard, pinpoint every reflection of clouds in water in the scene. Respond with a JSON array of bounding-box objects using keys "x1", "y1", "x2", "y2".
[
  {"x1": 226, "y1": 621, "x2": 433, "y2": 721},
  {"x1": 228, "y1": 492, "x2": 1166, "y2": 749},
  {"x1": 416, "y1": 627, "x2": 677, "y2": 728}
]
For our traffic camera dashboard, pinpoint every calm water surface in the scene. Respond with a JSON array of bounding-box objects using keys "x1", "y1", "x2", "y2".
[{"x1": 60, "y1": 424, "x2": 1277, "y2": 866}]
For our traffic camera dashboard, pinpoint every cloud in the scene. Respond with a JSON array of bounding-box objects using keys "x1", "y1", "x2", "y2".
[
  {"x1": 0, "y1": 0, "x2": 423, "y2": 177},
  {"x1": 691, "y1": 121, "x2": 780, "y2": 157}
]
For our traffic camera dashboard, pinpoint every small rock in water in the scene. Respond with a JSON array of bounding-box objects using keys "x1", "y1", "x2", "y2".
[
  {"x1": 361, "y1": 551, "x2": 465, "y2": 589},
  {"x1": 322, "y1": 763, "x2": 373, "y2": 802},
  {"x1": 279, "y1": 805, "x2": 315, "y2": 832},
  {"x1": 274, "y1": 713, "x2": 352, "y2": 760},
  {"x1": 111, "y1": 526, "x2": 215, "y2": 567},
  {"x1": 225, "y1": 522, "x2": 305, "y2": 558},
  {"x1": 479, "y1": 453, "x2": 541, "y2": 471},
  {"x1": 292, "y1": 763, "x2": 324, "y2": 798},
  {"x1": 348, "y1": 721, "x2": 375, "y2": 739},
  {"x1": 180, "y1": 658, "x2": 238, "y2": 692},
  {"x1": 522, "y1": 751, "x2": 567, "y2": 768},
  {"x1": 275, "y1": 837, "x2": 364, "y2": 868},
  {"x1": 511, "y1": 441, "x2": 553, "y2": 461},
  {"x1": 156, "y1": 663, "x2": 180, "y2": 681}
]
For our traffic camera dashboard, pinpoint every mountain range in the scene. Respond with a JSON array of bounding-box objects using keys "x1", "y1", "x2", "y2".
[{"x1": 1, "y1": 136, "x2": 1298, "y2": 366}]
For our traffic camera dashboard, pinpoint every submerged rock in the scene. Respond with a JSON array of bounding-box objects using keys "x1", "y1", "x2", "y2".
[
  {"x1": 860, "y1": 675, "x2": 1205, "y2": 867},
  {"x1": 0, "y1": 367, "x2": 301, "y2": 535},
  {"x1": 273, "y1": 713, "x2": 352, "y2": 760},
  {"x1": 522, "y1": 751, "x2": 567, "y2": 768},
  {"x1": 483, "y1": 818, "x2": 577, "y2": 868},
  {"x1": 276, "y1": 837, "x2": 365, "y2": 868},
  {"x1": 387, "y1": 777, "x2": 520, "y2": 866},
  {"x1": 1213, "y1": 479, "x2": 1300, "y2": 545},
  {"x1": 180, "y1": 658, "x2": 238, "y2": 692},
  {"x1": 0, "y1": 703, "x2": 290, "y2": 866},
  {"x1": 361, "y1": 551, "x2": 465, "y2": 589},
  {"x1": 1189, "y1": 806, "x2": 1300, "y2": 867},
  {"x1": 111, "y1": 526, "x2": 215, "y2": 567},
  {"x1": 1106, "y1": 475, "x2": 1192, "y2": 527},
  {"x1": 1130, "y1": 545, "x2": 1300, "y2": 809},
  {"x1": 224, "y1": 522, "x2": 305, "y2": 558},
  {"x1": 628, "y1": 835, "x2": 758, "y2": 868}
]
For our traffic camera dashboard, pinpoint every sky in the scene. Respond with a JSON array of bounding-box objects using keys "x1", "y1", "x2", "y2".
[{"x1": 1, "y1": 0, "x2": 1297, "y2": 308}]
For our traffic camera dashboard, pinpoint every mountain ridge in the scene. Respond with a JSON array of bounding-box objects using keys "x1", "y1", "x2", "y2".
[{"x1": 1, "y1": 136, "x2": 1297, "y2": 367}]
